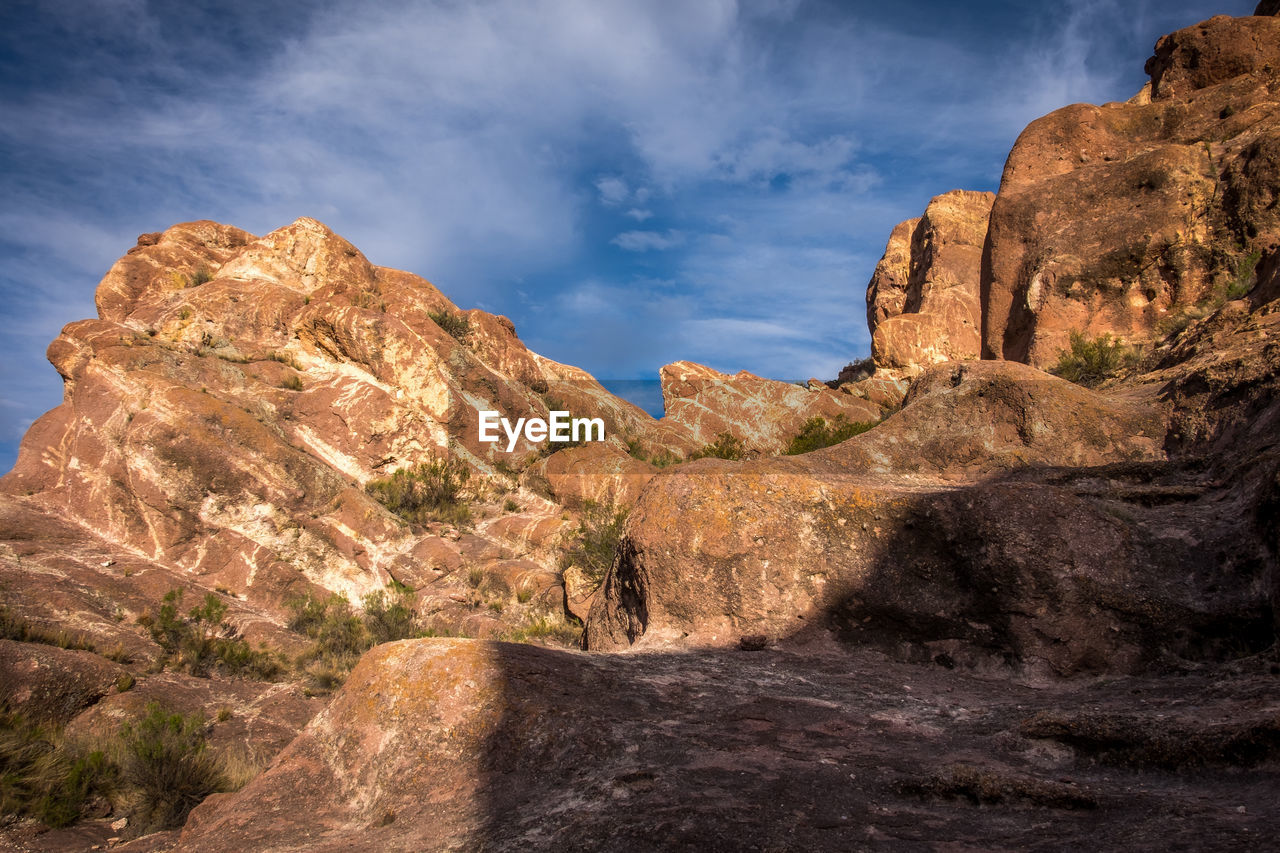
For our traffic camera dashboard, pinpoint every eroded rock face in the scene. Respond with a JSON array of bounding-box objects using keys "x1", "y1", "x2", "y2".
[
  {"x1": 659, "y1": 361, "x2": 881, "y2": 454},
  {"x1": 1, "y1": 218, "x2": 682, "y2": 619},
  {"x1": 866, "y1": 190, "x2": 994, "y2": 375},
  {"x1": 173, "y1": 638, "x2": 1280, "y2": 851},
  {"x1": 587, "y1": 350, "x2": 1277, "y2": 678},
  {"x1": 525, "y1": 442, "x2": 656, "y2": 509},
  {"x1": 982, "y1": 13, "x2": 1280, "y2": 367},
  {"x1": 0, "y1": 639, "x2": 126, "y2": 724}
]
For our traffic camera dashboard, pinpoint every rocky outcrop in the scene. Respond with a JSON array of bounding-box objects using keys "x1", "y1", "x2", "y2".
[
  {"x1": 0, "y1": 639, "x2": 127, "y2": 724},
  {"x1": 865, "y1": 190, "x2": 994, "y2": 375},
  {"x1": 659, "y1": 361, "x2": 881, "y2": 454},
  {"x1": 586, "y1": 361, "x2": 1262, "y2": 676},
  {"x1": 524, "y1": 442, "x2": 656, "y2": 509},
  {"x1": 173, "y1": 638, "x2": 1280, "y2": 851},
  {"x1": 982, "y1": 13, "x2": 1280, "y2": 366},
  {"x1": 0, "y1": 218, "x2": 690, "y2": 637}
]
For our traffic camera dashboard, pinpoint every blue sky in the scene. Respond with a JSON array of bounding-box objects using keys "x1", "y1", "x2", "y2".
[{"x1": 0, "y1": 0, "x2": 1255, "y2": 471}]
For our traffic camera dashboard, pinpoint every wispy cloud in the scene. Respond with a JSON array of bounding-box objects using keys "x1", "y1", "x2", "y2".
[{"x1": 611, "y1": 230, "x2": 687, "y2": 252}]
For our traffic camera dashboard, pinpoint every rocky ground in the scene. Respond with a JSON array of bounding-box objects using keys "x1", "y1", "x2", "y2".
[{"x1": 171, "y1": 638, "x2": 1280, "y2": 852}]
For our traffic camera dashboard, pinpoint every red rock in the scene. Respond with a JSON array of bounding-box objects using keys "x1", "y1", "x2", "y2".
[
  {"x1": 866, "y1": 190, "x2": 994, "y2": 376},
  {"x1": 0, "y1": 639, "x2": 126, "y2": 724},
  {"x1": 982, "y1": 13, "x2": 1280, "y2": 367},
  {"x1": 659, "y1": 361, "x2": 881, "y2": 455}
]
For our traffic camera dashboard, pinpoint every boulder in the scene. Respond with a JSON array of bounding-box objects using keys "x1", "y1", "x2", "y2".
[
  {"x1": 866, "y1": 190, "x2": 994, "y2": 375},
  {"x1": 0, "y1": 639, "x2": 126, "y2": 724}
]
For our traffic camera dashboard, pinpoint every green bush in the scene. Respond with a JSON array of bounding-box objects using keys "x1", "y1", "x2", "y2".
[
  {"x1": 1050, "y1": 331, "x2": 1138, "y2": 388},
  {"x1": 137, "y1": 590, "x2": 282, "y2": 680},
  {"x1": 186, "y1": 266, "x2": 214, "y2": 288},
  {"x1": 1, "y1": 702, "x2": 254, "y2": 834},
  {"x1": 0, "y1": 708, "x2": 117, "y2": 828},
  {"x1": 366, "y1": 456, "x2": 472, "y2": 527},
  {"x1": 427, "y1": 309, "x2": 471, "y2": 340},
  {"x1": 121, "y1": 703, "x2": 224, "y2": 833},
  {"x1": 286, "y1": 586, "x2": 420, "y2": 693},
  {"x1": 688, "y1": 432, "x2": 747, "y2": 461},
  {"x1": 560, "y1": 499, "x2": 628, "y2": 589},
  {"x1": 361, "y1": 589, "x2": 417, "y2": 646},
  {"x1": 784, "y1": 414, "x2": 876, "y2": 455}
]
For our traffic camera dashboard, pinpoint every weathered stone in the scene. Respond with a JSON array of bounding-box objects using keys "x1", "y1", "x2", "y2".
[
  {"x1": 983, "y1": 13, "x2": 1280, "y2": 367},
  {"x1": 0, "y1": 639, "x2": 126, "y2": 724},
  {"x1": 660, "y1": 361, "x2": 881, "y2": 455},
  {"x1": 866, "y1": 190, "x2": 994, "y2": 375}
]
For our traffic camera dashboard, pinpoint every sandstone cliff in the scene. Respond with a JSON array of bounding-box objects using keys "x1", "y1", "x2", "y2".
[
  {"x1": 983, "y1": 13, "x2": 1280, "y2": 366},
  {"x1": 865, "y1": 190, "x2": 994, "y2": 376}
]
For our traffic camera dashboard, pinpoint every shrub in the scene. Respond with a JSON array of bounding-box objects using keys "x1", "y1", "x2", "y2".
[
  {"x1": 287, "y1": 586, "x2": 420, "y2": 693},
  {"x1": 560, "y1": 499, "x2": 628, "y2": 589},
  {"x1": 366, "y1": 456, "x2": 471, "y2": 527},
  {"x1": 265, "y1": 351, "x2": 302, "y2": 370},
  {"x1": 120, "y1": 703, "x2": 224, "y2": 833},
  {"x1": 784, "y1": 414, "x2": 876, "y2": 455},
  {"x1": 0, "y1": 708, "x2": 117, "y2": 828},
  {"x1": 688, "y1": 432, "x2": 746, "y2": 461},
  {"x1": 279, "y1": 374, "x2": 304, "y2": 391},
  {"x1": 427, "y1": 309, "x2": 471, "y2": 340},
  {"x1": 187, "y1": 266, "x2": 214, "y2": 287},
  {"x1": 360, "y1": 588, "x2": 417, "y2": 646},
  {"x1": 502, "y1": 614, "x2": 582, "y2": 646},
  {"x1": 1050, "y1": 331, "x2": 1138, "y2": 388},
  {"x1": 353, "y1": 290, "x2": 387, "y2": 311},
  {"x1": 137, "y1": 590, "x2": 282, "y2": 680}
]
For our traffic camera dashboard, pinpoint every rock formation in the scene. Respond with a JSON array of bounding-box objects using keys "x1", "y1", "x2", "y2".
[
  {"x1": 865, "y1": 190, "x2": 994, "y2": 376},
  {"x1": 588, "y1": 11, "x2": 1280, "y2": 675},
  {"x1": 173, "y1": 638, "x2": 1280, "y2": 851},
  {"x1": 982, "y1": 13, "x2": 1280, "y2": 366},
  {"x1": 659, "y1": 361, "x2": 881, "y2": 454}
]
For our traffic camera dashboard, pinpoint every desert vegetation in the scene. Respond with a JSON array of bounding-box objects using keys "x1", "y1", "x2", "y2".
[
  {"x1": 0, "y1": 701, "x2": 251, "y2": 835},
  {"x1": 365, "y1": 455, "x2": 472, "y2": 527},
  {"x1": 784, "y1": 414, "x2": 877, "y2": 455},
  {"x1": 560, "y1": 498, "x2": 629, "y2": 591},
  {"x1": 427, "y1": 308, "x2": 471, "y2": 340},
  {"x1": 287, "y1": 586, "x2": 422, "y2": 693},
  {"x1": 137, "y1": 589, "x2": 283, "y2": 681},
  {"x1": 688, "y1": 432, "x2": 747, "y2": 460},
  {"x1": 1050, "y1": 331, "x2": 1139, "y2": 388}
]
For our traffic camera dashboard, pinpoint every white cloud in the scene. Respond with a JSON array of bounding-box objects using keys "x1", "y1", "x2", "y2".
[
  {"x1": 625, "y1": 208, "x2": 653, "y2": 221},
  {"x1": 595, "y1": 176, "x2": 630, "y2": 206},
  {"x1": 611, "y1": 230, "x2": 686, "y2": 252}
]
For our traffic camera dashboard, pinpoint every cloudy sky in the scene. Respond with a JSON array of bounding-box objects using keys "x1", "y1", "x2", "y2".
[{"x1": 0, "y1": 0, "x2": 1255, "y2": 470}]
